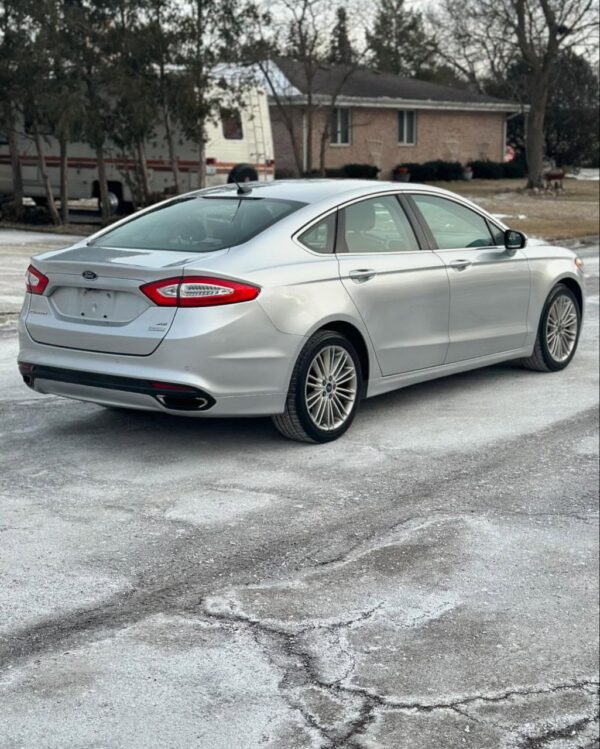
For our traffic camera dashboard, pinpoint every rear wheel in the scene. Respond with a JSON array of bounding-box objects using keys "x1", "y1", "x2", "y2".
[
  {"x1": 272, "y1": 330, "x2": 362, "y2": 443},
  {"x1": 521, "y1": 284, "x2": 581, "y2": 372}
]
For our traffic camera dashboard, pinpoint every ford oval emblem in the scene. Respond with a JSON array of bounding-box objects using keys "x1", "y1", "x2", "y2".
[{"x1": 82, "y1": 270, "x2": 97, "y2": 280}]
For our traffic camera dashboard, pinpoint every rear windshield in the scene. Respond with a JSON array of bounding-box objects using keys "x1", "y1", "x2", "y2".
[{"x1": 89, "y1": 196, "x2": 306, "y2": 252}]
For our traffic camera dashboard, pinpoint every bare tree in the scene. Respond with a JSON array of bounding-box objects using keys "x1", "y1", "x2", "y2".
[
  {"x1": 434, "y1": 0, "x2": 599, "y2": 187},
  {"x1": 252, "y1": 0, "x2": 366, "y2": 176},
  {"x1": 175, "y1": 0, "x2": 259, "y2": 189},
  {"x1": 0, "y1": 0, "x2": 25, "y2": 220},
  {"x1": 147, "y1": 0, "x2": 182, "y2": 193}
]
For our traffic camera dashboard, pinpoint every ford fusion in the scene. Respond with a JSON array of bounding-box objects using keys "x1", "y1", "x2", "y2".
[{"x1": 18, "y1": 180, "x2": 584, "y2": 442}]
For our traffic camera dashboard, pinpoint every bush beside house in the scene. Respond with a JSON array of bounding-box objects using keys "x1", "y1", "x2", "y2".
[{"x1": 394, "y1": 158, "x2": 527, "y2": 182}]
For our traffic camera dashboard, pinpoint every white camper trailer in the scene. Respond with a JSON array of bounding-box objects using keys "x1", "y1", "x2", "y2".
[{"x1": 0, "y1": 84, "x2": 274, "y2": 214}]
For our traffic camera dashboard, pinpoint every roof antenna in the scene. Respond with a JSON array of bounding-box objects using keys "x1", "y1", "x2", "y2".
[{"x1": 233, "y1": 178, "x2": 252, "y2": 195}]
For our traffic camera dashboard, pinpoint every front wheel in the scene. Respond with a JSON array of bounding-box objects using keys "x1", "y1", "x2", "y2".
[
  {"x1": 521, "y1": 284, "x2": 581, "y2": 372},
  {"x1": 272, "y1": 330, "x2": 363, "y2": 443}
]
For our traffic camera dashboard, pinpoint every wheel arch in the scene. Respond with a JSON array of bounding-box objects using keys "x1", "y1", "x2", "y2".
[
  {"x1": 313, "y1": 320, "x2": 371, "y2": 393},
  {"x1": 555, "y1": 276, "x2": 583, "y2": 315}
]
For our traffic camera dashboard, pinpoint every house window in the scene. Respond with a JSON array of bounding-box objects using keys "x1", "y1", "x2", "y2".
[
  {"x1": 221, "y1": 109, "x2": 243, "y2": 140},
  {"x1": 330, "y1": 108, "x2": 351, "y2": 145},
  {"x1": 398, "y1": 110, "x2": 416, "y2": 145}
]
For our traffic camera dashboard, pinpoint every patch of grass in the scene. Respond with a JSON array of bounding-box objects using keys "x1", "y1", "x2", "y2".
[{"x1": 429, "y1": 178, "x2": 599, "y2": 240}]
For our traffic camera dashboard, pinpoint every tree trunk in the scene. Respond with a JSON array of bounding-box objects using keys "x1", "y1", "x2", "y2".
[
  {"x1": 525, "y1": 72, "x2": 549, "y2": 190},
  {"x1": 198, "y1": 136, "x2": 207, "y2": 189},
  {"x1": 163, "y1": 107, "x2": 180, "y2": 194},
  {"x1": 59, "y1": 133, "x2": 69, "y2": 225},
  {"x1": 305, "y1": 98, "x2": 313, "y2": 175},
  {"x1": 120, "y1": 155, "x2": 139, "y2": 209},
  {"x1": 290, "y1": 120, "x2": 303, "y2": 177},
  {"x1": 136, "y1": 140, "x2": 151, "y2": 204},
  {"x1": 7, "y1": 108, "x2": 24, "y2": 221},
  {"x1": 96, "y1": 145, "x2": 111, "y2": 222},
  {"x1": 525, "y1": 96, "x2": 547, "y2": 189},
  {"x1": 159, "y1": 65, "x2": 180, "y2": 193},
  {"x1": 32, "y1": 119, "x2": 61, "y2": 225},
  {"x1": 319, "y1": 114, "x2": 330, "y2": 177},
  {"x1": 319, "y1": 132, "x2": 328, "y2": 177},
  {"x1": 281, "y1": 108, "x2": 304, "y2": 177}
]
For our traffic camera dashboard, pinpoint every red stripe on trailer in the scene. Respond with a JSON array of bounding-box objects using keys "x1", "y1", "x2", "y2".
[{"x1": 0, "y1": 154, "x2": 273, "y2": 173}]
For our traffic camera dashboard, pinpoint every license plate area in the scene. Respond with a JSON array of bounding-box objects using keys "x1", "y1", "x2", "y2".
[
  {"x1": 79, "y1": 289, "x2": 115, "y2": 320},
  {"x1": 50, "y1": 284, "x2": 149, "y2": 324}
]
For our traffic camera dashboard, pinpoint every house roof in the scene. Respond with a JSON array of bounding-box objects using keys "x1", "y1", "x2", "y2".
[{"x1": 269, "y1": 58, "x2": 522, "y2": 113}]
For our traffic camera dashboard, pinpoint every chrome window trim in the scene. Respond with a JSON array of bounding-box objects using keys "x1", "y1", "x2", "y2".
[
  {"x1": 291, "y1": 189, "x2": 433, "y2": 258},
  {"x1": 407, "y1": 190, "x2": 514, "y2": 251}
]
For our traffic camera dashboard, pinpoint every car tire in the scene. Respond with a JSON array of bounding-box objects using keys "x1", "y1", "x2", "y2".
[
  {"x1": 521, "y1": 284, "x2": 581, "y2": 372},
  {"x1": 272, "y1": 330, "x2": 363, "y2": 443}
]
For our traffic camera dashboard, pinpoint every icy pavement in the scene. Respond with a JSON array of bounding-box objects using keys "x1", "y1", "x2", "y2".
[
  {"x1": 0, "y1": 229, "x2": 84, "y2": 315},
  {"x1": 0, "y1": 234, "x2": 598, "y2": 748}
]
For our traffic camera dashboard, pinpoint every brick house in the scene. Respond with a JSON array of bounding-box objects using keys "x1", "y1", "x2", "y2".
[{"x1": 265, "y1": 59, "x2": 522, "y2": 179}]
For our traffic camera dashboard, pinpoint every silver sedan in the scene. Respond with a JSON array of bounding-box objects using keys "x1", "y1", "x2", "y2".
[{"x1": 18, "y1": 180, "x2": 585, "y2": 442}]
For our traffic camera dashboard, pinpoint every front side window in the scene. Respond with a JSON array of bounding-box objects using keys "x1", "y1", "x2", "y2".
[
  {"x1": 341, "y1": 196, "x2": 420, "y2": 253},
  {"x1": 488, "y1": 220, "x2": 505, "y2": 246},
  {"x1": 90, "y1": 196, "x2": 306, "y2": 253},
  {"x1": 330, "y1": 108, "x2": 351, "y2": 145},
  {"x1": 398, "y1": 111, "x2": 416, "y2": 145},
  {"x1": 412, "y1": 194, "x2": 493, "y2": 249},
  {"x1": 298, "y1": 213, "x2": 336, "y2": 254}
]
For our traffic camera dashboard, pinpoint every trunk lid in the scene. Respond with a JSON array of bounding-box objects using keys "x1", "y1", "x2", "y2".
[{"x1": 25, "y1": 244, "x2": 228, "y2": 355}]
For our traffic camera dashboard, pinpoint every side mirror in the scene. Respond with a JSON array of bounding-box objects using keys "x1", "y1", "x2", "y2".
[{"x1": 504, "y1": 229, "x2": 527, "y2": 253}]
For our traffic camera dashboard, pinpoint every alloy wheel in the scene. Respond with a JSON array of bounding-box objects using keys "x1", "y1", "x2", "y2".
[
  {"x1": 546, "y1": 294, "x2": 578, "y2": 363},
  {"x1": 305, "y1": 345, "x2": 358, "y2": 431}
]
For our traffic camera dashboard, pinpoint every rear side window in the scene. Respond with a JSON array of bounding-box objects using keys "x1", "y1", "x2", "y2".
[
  {"x1": 90, "y1": 196, "x2": 306, "y2": 253},
  {"x1": 412, "y1": 194, "x2": 493, "y2": 249},
  {"x1": 298, "y1": 214, "x2": 336, "y2": 254},
  {"x1": 341, "y1": 196, "x2": 420, "y2": 253}
]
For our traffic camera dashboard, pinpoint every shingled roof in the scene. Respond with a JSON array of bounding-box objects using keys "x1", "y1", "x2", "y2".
[{"x1": 271, "y1": 57, "x2": 521, "y2": 112}]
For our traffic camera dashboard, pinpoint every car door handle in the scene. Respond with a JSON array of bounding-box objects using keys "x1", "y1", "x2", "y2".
[
  {"x1": 348, "y1": 268, "x2": 377, "y2": 283},
  {"x1": 449, "y1": 259, "x2": 472, "y2": 271}
]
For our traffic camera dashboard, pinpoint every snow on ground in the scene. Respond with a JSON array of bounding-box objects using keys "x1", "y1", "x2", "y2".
[
  {"x1": 567, "y1": 168, "x2": 600, "y2": 181},
  {"x1": 492, "y1": 213, "x2": 528, "y2": 220},
  {"x1": 0, "y1": 232, "x2": 598, "y2": 749},
  {"x1": 0, "y1": 229, "x2": 83, "y2": 245},
  {"x1": 0, "y1": 230, "x2": 83, "y2": 314}
]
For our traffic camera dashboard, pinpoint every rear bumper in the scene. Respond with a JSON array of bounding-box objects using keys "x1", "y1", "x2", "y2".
[
  {"x1": 19, "y1": 363, "x2": 216, "y2": 411},
  {"x1": 23, "y1": 373, "x2": 286, "y2": 417},
  {"x1": 18, "y1": 304, "x2": 304, "y2": 417}
]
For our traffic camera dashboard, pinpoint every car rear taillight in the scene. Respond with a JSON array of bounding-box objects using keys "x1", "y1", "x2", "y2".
[
  {"x1": 140, "y1": 276, "x2": 260, "y2": 307},
  {"x1": 26, "y1": 265, "x2": 49, "y2": 295}
]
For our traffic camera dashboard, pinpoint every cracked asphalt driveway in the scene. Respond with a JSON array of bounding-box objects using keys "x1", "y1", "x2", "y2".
[{"x1": 0, "y1": 231, "x2": 598, "y2": 748}]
